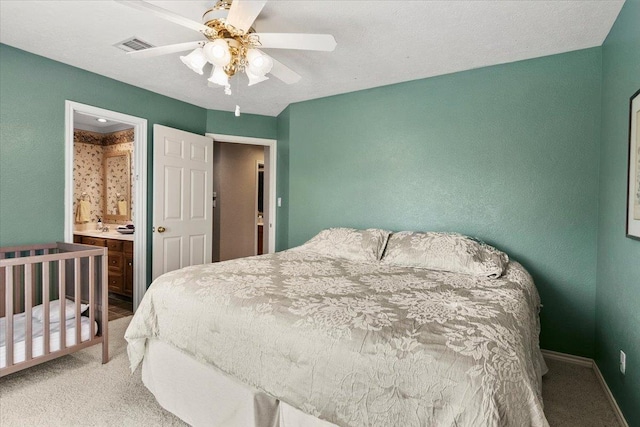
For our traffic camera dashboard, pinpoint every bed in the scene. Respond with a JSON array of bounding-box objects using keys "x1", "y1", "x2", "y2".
[
  {"x1": 1, "y1": 242, "x2": 108, "y2": 377},
  {"x1": 126, "y1": 229, "x2": 549, "y2": 427}
]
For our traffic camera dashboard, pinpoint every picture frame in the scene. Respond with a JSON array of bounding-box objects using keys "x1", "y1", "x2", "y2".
[{"x1": 626, "y1": 88, "x2": 640, "y2": 240}]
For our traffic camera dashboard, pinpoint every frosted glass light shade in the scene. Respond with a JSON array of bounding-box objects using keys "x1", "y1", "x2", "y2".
[
  {"x1": 208, "y1": 66, "x2": 229, "y2": 86},
  {"x1": 246, "y1": 49, "x2": 273, "y2": 76},
  {"x1": 203, "y1": 39, "x2": 231, "y2": 67},
  {"x1": 246, "y1": 68, "x2": 269, "y2": 86},
  {"x1": 180, "y1": 48, "x2": 208, "y2": 75}
]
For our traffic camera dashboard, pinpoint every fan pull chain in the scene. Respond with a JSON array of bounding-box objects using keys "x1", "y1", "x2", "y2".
[{"x1": 234, "y1": 74, "x2": 241, "y2": 117}]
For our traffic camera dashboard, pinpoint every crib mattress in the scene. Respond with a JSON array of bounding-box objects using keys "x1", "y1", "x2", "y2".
[{"x1": 0, "y1": 314, "x2": 97, "y2": 369}]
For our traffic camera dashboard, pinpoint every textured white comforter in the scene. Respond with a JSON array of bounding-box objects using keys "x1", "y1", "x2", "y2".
[{"x1": 126, "y1": 249, "x2": 549, "y2": 427}]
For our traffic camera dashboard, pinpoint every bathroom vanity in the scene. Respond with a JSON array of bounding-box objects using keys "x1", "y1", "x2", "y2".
[{"x1": 74, "y1": 230, "x2": 133, "y2": 297}]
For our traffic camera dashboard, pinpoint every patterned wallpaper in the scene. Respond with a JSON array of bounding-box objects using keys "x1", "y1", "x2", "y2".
[
  {"x1": 73, "y1": 142, "x2": 103, "y2": 222},
  {"x1": 73, "y1": 129, "x2": 134, "y2": 226},
  {"x1": 74, "y1": 129, "x2": 134, "y2": 146},
  {"x1": 104, "y1": 144, "x2": 133, "y2": 219}
]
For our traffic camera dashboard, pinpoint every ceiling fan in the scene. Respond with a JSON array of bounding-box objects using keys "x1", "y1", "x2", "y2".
[{"x1": 116, "y1": 0, "x2": 337, "y2": 100}]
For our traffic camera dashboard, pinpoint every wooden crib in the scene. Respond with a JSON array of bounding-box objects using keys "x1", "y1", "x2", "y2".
[{"x1": 0, "y1": 242, "x2": 108, "y2": 377}]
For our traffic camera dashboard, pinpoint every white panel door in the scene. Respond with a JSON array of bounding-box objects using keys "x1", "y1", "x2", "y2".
[{"x1": 153, "y1": 125, "x2": 213, "y2": 280}]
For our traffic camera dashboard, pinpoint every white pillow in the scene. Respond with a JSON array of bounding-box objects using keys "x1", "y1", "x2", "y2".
[
  {"x1": 298, "y1": 228, "x2": 391, "y2": 262},
  {"x1": 382, "y1": 231, "x2": 509, "y2": 278},
  {"x1": 32, "y1": 298, "x2": 89, "y2": 323}
]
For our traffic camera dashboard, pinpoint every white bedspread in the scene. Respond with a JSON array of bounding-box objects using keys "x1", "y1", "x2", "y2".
[{"x1": 127, "y1": 250, "x2": 549, "y2": 426}]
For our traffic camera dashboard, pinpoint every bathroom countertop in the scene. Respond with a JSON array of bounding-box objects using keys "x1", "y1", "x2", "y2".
[{"x1": 74, "y1": 229, "x2": 134, "y2": 242}]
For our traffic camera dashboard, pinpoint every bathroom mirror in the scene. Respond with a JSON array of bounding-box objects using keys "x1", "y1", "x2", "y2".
[{"x1": 103, "y1": 152, "x2": 131, "y2": 222}]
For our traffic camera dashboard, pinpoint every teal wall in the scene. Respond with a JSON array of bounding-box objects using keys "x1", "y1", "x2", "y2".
[
  {"x1": 206, "y1": 109, "x2": 277, "y2": 139},
  {"x1": 0, "y1": 45, "x2": 210, "y2": 285},
  {"x1": 0, "y1": 44, "x2": 280, "y2": 285},
  {"x1": 280, "y1": 49, "x2": 603, "y2": 357},
  {"x1": 0, "y1": 44, "x2": 207, "y2": 274},
  {"x1": 596, "y1": 0, "x2": 640, "y2": 424},
  {"x1": 275, "y1": 107, "x2": 291, "y2": 251}
]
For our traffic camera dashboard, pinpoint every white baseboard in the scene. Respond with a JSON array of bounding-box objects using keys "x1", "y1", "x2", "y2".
[
  {"x1": 541, "y1": 349, "x2": 629, "y2": 427},
  {"x1": 541, "y1": 349, "x2": 593, "y2": 368},
  {"x1": 592, "y1": 362, "x2": 630, "y2": 427}
]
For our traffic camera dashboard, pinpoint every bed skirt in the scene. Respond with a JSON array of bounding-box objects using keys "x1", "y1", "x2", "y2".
[{"x1": 142, "y1": 339, "x2": 336, "y2": 427}]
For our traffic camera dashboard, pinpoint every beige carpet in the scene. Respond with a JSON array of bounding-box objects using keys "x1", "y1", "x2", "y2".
[
  {"x1": 542, "y1": 358, "x2": 621, "y2": 426},
  {"x1": 0, "y1": 317, "x2": 623, "y2": 426},
  {"x1": 0, "y1": 317, "x2": 186, "y2": 427}
]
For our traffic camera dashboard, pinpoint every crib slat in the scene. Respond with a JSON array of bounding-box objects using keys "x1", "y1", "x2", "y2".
[
  {"x1": 15, "y1": 264, "x2": 23, "y2": 317},
  {"x1": 101, "y1": 251, "x2": 109, "y2": 364},
  {"x1": 5, "y1": 266, "x2": 14, "y2": 367},
  {"x1": 42, "y1": 261, "x2": 50, "y2": 355},
  {"x1": 88, "y1": 256, "x2": 95, "y2": 338},
  {"x1": 58, "y1": 259, "x2": 66, "y2": 350},
  {"x1": 74, "y1": 257, "x2": 81, "y2": 345},
  {"x1": 24, "y1": 264, "x2": 33, "y2": 361},
  {"x1": 0, "y1": 251, "x2": 5, "y2": 318}
]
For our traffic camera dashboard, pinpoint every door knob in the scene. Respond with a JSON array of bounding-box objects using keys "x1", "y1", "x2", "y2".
[{"x1": 157, "y1": 226, "x2": 166, "y2": 233}]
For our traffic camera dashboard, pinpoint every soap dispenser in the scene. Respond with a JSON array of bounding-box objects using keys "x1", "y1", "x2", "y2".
[{"x1": 97, "y1": 217, "x2": 103, "y2": 230}]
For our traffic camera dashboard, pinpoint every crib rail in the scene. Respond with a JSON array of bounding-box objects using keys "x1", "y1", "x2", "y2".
[{"x1": 0, "y1": 242, "x2": 109, "y2": 377}]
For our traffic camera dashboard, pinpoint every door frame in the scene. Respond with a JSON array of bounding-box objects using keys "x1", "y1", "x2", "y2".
[
  {"x1": 206, "y1": 133, "x2": 277, "y2": 254},
  {"x1": 64, "y1": 101, "x2": 148, "y2": 311},
  {"x1": 255, "y1": 160, "x2": 264, "y2": 255}
]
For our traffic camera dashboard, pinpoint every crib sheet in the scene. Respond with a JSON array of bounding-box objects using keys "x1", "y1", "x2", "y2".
[{"x1": 0, "y1": 314, "x2": 97, "y2": 368}]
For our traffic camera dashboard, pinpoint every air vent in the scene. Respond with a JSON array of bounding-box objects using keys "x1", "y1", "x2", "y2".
[{"x1": 114, "y1": 37, "x2": 154, "y2": 52}]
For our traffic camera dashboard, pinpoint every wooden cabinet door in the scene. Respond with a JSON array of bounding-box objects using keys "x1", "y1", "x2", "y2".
[
  {"x1": 108, "y1": 274, "x2": 123, "y2": 294},
  {"x1": 108, "y1": 252, "x2": 123, "y2": 270},
  {"x1": 124, "y1": 254, "x2": 134, "y2": 296},
  {"x1": 82, "y1": 236, "x2": 107, "y2": 247}
]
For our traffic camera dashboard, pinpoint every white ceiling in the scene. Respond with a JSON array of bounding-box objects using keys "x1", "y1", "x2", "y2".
[
  {"x1": 0, "y1": 1, "x2": 624, "y2": 117},
  {"x1": 74, "y1": 111, "x2": 134, "y2": 133}
]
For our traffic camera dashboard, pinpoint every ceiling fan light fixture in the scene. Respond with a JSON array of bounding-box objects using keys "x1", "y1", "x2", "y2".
[
  {"x1": 208, "y1": 66, "x2": 229, "y2": 86},
  {"x1": 203, "y1": 39, "x2": 231, "y2": 66},
  {"x1": 246, "y1": 68, "x2": 269, "y2": 86},
  {"x1": 118, "y1": 0, "x2": 335, "y2": 113},
  {"x1": 180, "y1": 48, "x2": 208, "y2": 75},
  {"x1": 246, "y1": 49, "x2": 273, "y2": 76}
]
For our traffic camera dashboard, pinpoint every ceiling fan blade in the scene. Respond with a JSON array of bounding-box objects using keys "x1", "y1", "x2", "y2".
[
  {"x1": 226, "y1": 0, "x2": 267, "y2": 33},
  {"x1": 127, "y1": 41, "x2": 204, "y2": 58},
  {"x1": 260, "y1": 51, "x2": 301, "y2": 85},
  {"x1": 115, "y1": 0, "x2": 210, "y2": 33},
  {"x1": 255, "y1": 33, "x2": 337, "y2": 51}
]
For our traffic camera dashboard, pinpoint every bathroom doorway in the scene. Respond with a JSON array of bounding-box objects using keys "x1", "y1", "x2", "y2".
[{"x1": 64, "y1": 101, "x2": 148, "y2": 312}]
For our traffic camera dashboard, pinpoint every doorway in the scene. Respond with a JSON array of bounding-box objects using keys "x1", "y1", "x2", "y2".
[
  {"x1": 207, "y1": 133, "x2": 277, "y2": 261},
  {"x1": 64, "y1": 101, "x2": 148, "y2": 312},
  {"x1": 257, "y1": 162, "x2": 265, "y2": 256},
  {"x1": 212, "y1": 142, "x2": 265, "y2": 261}
]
